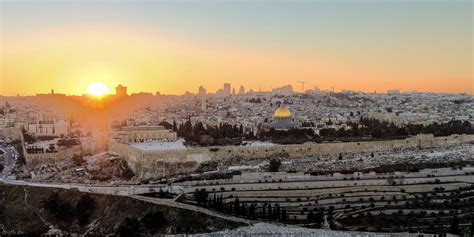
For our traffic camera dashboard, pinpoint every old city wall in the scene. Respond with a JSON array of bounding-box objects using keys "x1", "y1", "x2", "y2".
[
  {"x1": 24, "y1": 133, "x2": 108, "y2": 168},
  {"x1": 80, "y1": 136, "x2": 108, "y2": 154},
  {"x1": 0, "y1": 127, "x2": 22, "y2": 141},
  {"x1": 110, "y1": 134, "x2": 474, "y2": 179},
  {"x1": 25, "y1": 146, "x2": 83, "y2": 168}
]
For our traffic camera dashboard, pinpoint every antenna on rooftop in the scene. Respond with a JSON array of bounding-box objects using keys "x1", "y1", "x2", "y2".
[{"x1": 296, "y1": 81, "x2": 307, "y2": 93}]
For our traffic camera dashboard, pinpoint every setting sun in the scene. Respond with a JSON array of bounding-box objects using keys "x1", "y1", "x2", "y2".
[{"x1": 86, "y1": 82, "x2": 111, "y2": 96}]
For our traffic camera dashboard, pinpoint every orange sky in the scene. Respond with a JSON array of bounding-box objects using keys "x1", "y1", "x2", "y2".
[{"x1": 1, "y1": 1, "x2": 472, "y2": 95}]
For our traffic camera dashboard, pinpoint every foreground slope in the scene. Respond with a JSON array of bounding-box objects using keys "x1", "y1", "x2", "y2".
[{"x1": 0, "y1": 184, "x2": 242, "y2": 235}]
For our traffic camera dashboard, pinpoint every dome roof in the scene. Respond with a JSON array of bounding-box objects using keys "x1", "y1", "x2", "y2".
[{"x1": 274, "y1": 106, "x2": 292, "y2": 118}]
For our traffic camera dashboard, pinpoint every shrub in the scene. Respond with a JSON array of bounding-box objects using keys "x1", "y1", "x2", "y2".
[
  {"x1": 76, "y1": 194, "x2": 96, "y2": 225},
  {"x1": 268, "y1": 158, "x2": 282, "y2": 172},
  {"x1": 118, "y1": 217, "x2": 140, "y2": 236},
  {"x1": 141, "y1": 211, "x2": 167, "y2": 230}
]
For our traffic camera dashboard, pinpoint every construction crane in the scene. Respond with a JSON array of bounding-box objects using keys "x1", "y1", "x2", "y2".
[{"x1": 296, "y1": 81, "x2": 307, "y2": 93}]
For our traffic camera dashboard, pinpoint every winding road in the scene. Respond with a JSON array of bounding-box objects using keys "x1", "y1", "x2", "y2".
[{"x1": 0, "y1": 143, "x2": 18, "y2": 178}]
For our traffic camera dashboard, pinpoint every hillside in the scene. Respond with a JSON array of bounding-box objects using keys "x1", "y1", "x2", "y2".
[{"x1": 0, "y1": 184, "x2": 242, "y2": 236}]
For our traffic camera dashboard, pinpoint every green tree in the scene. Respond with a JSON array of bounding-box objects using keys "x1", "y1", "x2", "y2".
[
  {"x1": 281, "y1": 207, "x2": 288, "y2": 222},
  {"x1": 234, "y1": 198, "x2": 240, "y2": 215},
  {"x1": 307, "y1": 211, "x2": 315, "y2": 222},
  {"x1": 193, "y1": 189, "x2": 208, "y2": 206},
  {"x1": 449, "y1": 215, "x2": 460, "y2": 236},
  {"x1": 470, "y1": 219, "x2": 474, "y2": 237},
  {"x1": 76, "y1": 194, "x2": 95, "y2": 225},
  {"x1": 268, "y1": 158, "x2": 282, "y2": 172},
  {"x1": 141, "y1": 211, "x2": 167, "y2": 230},
  {"x1": 118, "y1": 217, "x2": 140, "y2": 236}
]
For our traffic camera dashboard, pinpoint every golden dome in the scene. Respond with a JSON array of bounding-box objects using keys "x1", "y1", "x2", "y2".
[{"x1": 274, "y1": 106, "x2": 292, "y2": 118}]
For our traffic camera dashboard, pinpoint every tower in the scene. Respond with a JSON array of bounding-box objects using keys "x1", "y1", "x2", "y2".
[
  {"x1": 239, "y1": 85, "x2": 245, "y2": 94},
  {"x1": 223, "y1": 83, "x2": 231, "y2": 95},
  {"x1": 115, "y1": 84, "x2": 128, "y2": 96},
  {"x1": 198, "y1": 86, "x2": 206, "y2": 96}
]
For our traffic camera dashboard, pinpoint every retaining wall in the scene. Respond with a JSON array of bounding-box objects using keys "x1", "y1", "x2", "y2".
[{"x1": 110, "y1": 134, "x2": 474, "y2": 179}]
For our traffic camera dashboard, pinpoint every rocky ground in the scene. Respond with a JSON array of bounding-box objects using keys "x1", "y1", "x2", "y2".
[
  {"x1": 210, "y1": 144, "x2": 473, "y2": 174},
  {"x1": 27, "y1": 152, "x2": 136, "y2": 184}
]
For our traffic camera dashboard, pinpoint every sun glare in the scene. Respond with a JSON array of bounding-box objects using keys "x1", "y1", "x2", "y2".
[{"x1": 86, "y1": 82, "x2": 111, "y2": 97}]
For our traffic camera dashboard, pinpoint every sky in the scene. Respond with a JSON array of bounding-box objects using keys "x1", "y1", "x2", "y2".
[{"x1": 0, "y1": 0, "x2": 472, "y2": 96}]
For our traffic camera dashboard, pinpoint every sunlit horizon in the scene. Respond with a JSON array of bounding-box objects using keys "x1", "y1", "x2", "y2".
[{"x1": 1, "y1": 0, "x2": 472, "y2": 96}]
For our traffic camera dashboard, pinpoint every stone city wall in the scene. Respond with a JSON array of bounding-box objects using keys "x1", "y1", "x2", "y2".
[
  {"x1": 110, "y1": 134, "x2": 474, "y2": 179},
  {"x1": 80, "y1": 136, "x2": 108, "y2": 154},
  {"x1": 24, "y1": 135, "x2": 107, "y2": 168},
  {"x1": 25, "y1": 146, "x2": 83, "y2": 168},
  {"x1": 0, "y1": 127, "x2": 22, "y2": 141}
]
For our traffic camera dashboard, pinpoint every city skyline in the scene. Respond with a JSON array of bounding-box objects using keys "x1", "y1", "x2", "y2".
[
  {"x1": 1, "y1": 1, "x2": 474, "y2": 236},
  {"x1": 1, "y1": 0, "x2": 472, "y2": 96}
]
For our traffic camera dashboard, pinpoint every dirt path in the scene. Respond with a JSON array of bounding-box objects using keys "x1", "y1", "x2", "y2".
[{"x1": 132, "y1": 195, "x2": 257, "y2": 225}]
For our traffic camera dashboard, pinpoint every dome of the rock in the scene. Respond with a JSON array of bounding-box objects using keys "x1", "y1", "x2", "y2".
[{"x1": 274, "y1": 106, "x2": 292, "y2": 118}]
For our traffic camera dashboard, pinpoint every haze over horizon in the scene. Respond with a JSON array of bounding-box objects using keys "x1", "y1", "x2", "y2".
[{"x1": 1, "y1": 0, "x2": 472, "y2": 96}]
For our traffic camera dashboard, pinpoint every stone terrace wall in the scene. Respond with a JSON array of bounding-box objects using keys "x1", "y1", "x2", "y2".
[{"x1": 110, "y1": 134, "x2": 474, "y2": 179}]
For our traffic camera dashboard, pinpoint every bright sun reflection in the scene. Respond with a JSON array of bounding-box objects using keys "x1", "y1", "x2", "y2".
[{"x1": 86, "y1": 82, "x2": 111, "y2": 96}]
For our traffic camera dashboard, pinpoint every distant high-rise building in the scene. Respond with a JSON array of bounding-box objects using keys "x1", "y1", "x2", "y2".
[
  {"x1": 272, "y1": 85, "x2": 293, "y2": 95},
  {"x1": 216, "y1": 83, "x2": 232, "y2": 97},
  {"x1": 239, "y1": 85, "x2": 245, "y2": 94},
  {"x1": 223, "y1": 83, "x2": 231, "y2": 95},
  {"x1": 387, "y1": 89, "x2": 400, "y2": 95},
  {"x1": 116, "y1": 84, "x2": 128, "y2": 96},
  {"x1": 198, "y1": 86, "x2": 206, "y2": 96}
]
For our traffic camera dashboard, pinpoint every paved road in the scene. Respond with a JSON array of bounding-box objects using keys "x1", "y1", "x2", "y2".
[
  {"x1": 0, "y1": 143, "x2": 18, "y2": 178},
  {"x1": 132, "y1": 195, "x2": 256, "y2": 225}
]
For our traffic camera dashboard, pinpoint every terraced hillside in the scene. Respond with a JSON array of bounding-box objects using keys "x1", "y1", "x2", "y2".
[{"x1": 180, "y1": 169, "x2": 474, "y2": 235}]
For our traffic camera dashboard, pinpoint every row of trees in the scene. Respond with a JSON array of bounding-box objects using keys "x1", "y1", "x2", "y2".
[
  {"x1": 159, "y1": 117, "x2": 472, "y2": 146},
  {"x1": 307, "y1": 210, "x2": 327, "y2": 228},
  {"x1": 261, "y1": 118, "x2": 472, "y2": 143},
  {"x1": 358, "y1": 118, "x2": 473, "y2": 138},
  {"x1": 192, "y1": 189, "x2": 289, "y2": 221},
  {"x1": 232, "y1": 199, "x2": 289, "y2": 221},
  {"x1": 161, "y1": 120, "x2": 256, "y2": 146}
]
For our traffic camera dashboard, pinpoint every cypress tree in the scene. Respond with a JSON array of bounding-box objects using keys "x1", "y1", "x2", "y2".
[
  {"x1": 212, "y1": 194, "x2": 217, "y2": 209},
  {"x1": 307, "y1": 211, "x2": 315, "y2": 222},
  {"x1": 449, "y1": 215, "x2": 460, "y2": 236},
  {"x1": 268, "y1": 204, "x2": 273, "y2": 220},
  {"x1": 274, "y1": 204, "x2": 281, "y2": 220},
  {"x1": 281, "y1": 208, "x2": 287, "y2": 222},
  {"x1": 234, "y1": 198, "x2": 240, "y2": 216},
  {"x1": 470, "y1": 219, "x2": 474, "y2": 237}
]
